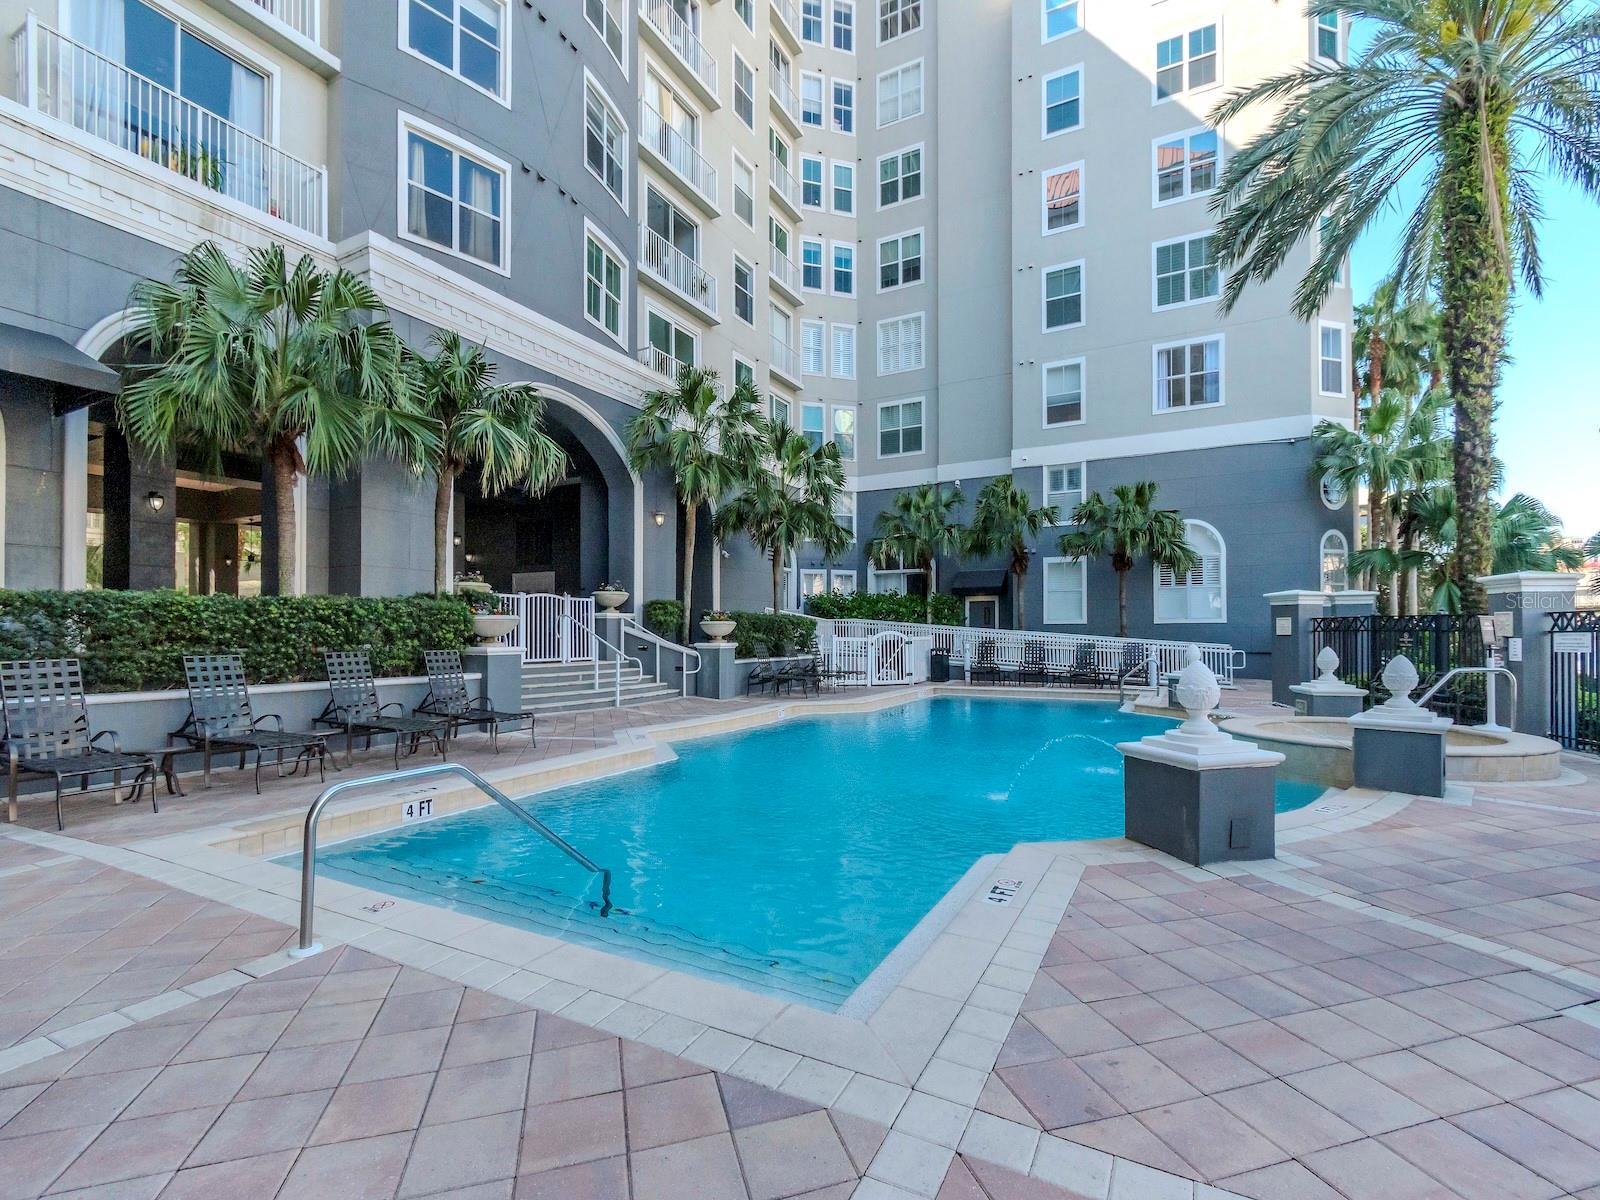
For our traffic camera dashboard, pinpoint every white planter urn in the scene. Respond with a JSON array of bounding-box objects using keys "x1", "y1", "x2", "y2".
[
  {"x1": 471, "y1": 613, "x2": 519, "y2": 645},
  {"x1": 455, "y1": 580, "x2": 492, "y2": 596},
  {"x1": 594, "y1": 589, "x2": 629, "y2": 612},
  {"x1": 700, "y1": 619, "x2": 737, "y2": 643}
]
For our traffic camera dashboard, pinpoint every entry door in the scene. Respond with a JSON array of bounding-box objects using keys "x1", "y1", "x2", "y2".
[{"x1": 966, "y1": 597, "x2": 999, "y2": 629}]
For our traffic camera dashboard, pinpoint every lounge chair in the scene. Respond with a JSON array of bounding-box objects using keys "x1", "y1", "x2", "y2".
[
  {"x1": 969, "y1": 639, "x2": 1003, "y2": 686},
  {"x1": 775, "y1": 657, "x2": 822, "y2": 695},
  {"x1": 1118, "y1": 642, "x2": 1152, "y2": 686},
  {"x1": 317, "y1": 651, "x2": 449, "y2": 769},
  {"x1": 1, "y1": 658, "x2": 158, "y2": 830},
  {"x1": 172, "y1": 654, "x2": 329, "y2": 791},
  {"x1": 1066, "y1": 642, "x2": 1110, "y2": 688},
  {"x1": 1019, "y1": 642, "x2": 1050, "y2": 687},
  {"x1": 417, "y1": 649, "x2": 537, "y2": 753},
  {"x1": 745, "y1": 643, "x2": 780, "y2": 695}
]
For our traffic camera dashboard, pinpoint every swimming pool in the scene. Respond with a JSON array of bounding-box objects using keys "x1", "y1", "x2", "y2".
[{"x1": 308, "y1": 698, "x2": 1323, "y2": 1009}]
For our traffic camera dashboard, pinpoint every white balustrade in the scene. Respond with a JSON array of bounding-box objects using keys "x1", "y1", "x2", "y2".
[
  {"x1": 247, "y1": 0, "x2": 319, "y2": 40},
  {"x1": 639, "y1": 101, "x2": 719, "y2": 206},
  {"x1": 769, "y1": 155, "x2": 798, "y2": 209},
  {"x1": 640, "y1": 226, "x2": 718, "y2": 315},
  {"x1": 768, "y1": 70, "x2": 799, "y2": 123},
  {"x1": 770, "y1": 334, "x2": 798, "y2": 381},
  {"x1": 639, "y1": 0, "x2": 718, "y2": 97}
]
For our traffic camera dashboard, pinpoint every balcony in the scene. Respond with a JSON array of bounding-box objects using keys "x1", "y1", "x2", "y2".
[
  {"x1": 639, "y1": 226, "x2": 719, "y2": 321},
  {"x1": 770, "y1": 335, "x2": 800, "y2": 386},
  {"x1": 768, "y1": 248, "x2": 802, "y2": 304},
  {"x1": 13, "y1": 19, "x2": 326, "y2": 237},
  {"x1": 768, "y1": 155, "x2": 800, "y2": 217},
  {"x1": 768, "y1": 71, "x2": 800, "y2": 134},
  {"x1": 244, "y1": 0, "x2": 318, "y2": 42},
  {"x1": 638, "y1": 101, "x2": 719, "y2": 215},
  {"x1": 637, "y1": 346, "x2": 686, "y2": 380},
  {"x1": 770, "y1": 0, "x2": 801, "y2": 50},
  {"x1": 638, "y1": 0, "x2": 719, "y2": 108}
]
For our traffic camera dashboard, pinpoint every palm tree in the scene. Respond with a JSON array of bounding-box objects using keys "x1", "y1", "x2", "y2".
[
  {"x1": 1586, "y1": 531, "x2": 1600, "y2": 598},
  {"x1": 1210, "y1": 0, "x2": 1600, "y2": 615},
  {"x1": 1402, "y1": 489, "x2": 1583, "y2": 612},
  {"x1": 626, "y1": 367, "x2": 764, "y2": 642},
  {"x1": 716, "y1": 420, "x2": 851, "y2": 616},
  {"x1": 963, "y1": 477, "x2": 1059, "y2": 630},
  {"x1": 412, "y1": 332, "x2": 567, "y2": 594},
  {"x1": 1310, "y1": 389, "x2": 1450, "y2": 613},
  {"x1": 1058, "y1": 482, "x2": 1197, "y2": 638},
  {"x1": 866, "y1": 483, "x2": 965, "y2": 624},
  {"x1": 120, "y1": 242, "x2": 436, "y2": 594},
  {"x1": 1353, "y1": 279, "x2": 1445, "y2": 407}
]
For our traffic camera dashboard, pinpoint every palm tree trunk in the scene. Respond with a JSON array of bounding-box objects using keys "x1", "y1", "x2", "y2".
[
  {"x1": 1116, "y1": 565, "x2": 1129, "y2": 638},
  {"x1": 1368, "y1": 481, "x2": 1388, "y2": 607},
  {"x1": 1439, "y1": 93, "x2": 1511, "y2": 618},
  {"x1": 681, "y1": 502, "x2": 696, "y2": 643},
  {"x1": 771, "y1": 547, "x2": 783, "y2": 617},
  {"x1": 1013, "y1": 563, "x2": 1026, "y2": 630},
  {"x1": 268, "y1": 436, "x2": 298, "y2": 596},
  {"x1": 432, "y1": 462, "x2": 456, "y2": 595}
]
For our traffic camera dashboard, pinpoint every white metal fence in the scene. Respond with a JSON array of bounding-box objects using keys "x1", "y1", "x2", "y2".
[{"x1": 495, "y1": 594, "x2": 596, "y2": 663}]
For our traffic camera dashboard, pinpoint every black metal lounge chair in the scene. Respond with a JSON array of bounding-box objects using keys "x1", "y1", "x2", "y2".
[
  {"x1": 1118, "y1": 642, "x2": 1152, "y2": 685},
  {"x1": 745, "y1": 643, "x2": 780, "y2": 695},
  {"x1": 1, "y1": 658, "x2": 158, "y2": 831},
  {"x1": 969, "y1": 639, "x2": 1003, "y2": 685},
  {"x1": 1066, "y1": 642, "x2": 1110, "y2": 688},
  {"x1": 775, "y1": 657, "x2": 822, "y2": 695},
  {"x1": 1019, "y1": 641, "x2": 1050, "y2": 687},
  {"x1": 417, "y1": 649, "x2": 537, "y2": 753},
  {"x1": 173, "y1": 654, "x2": 329, "y2": 792},
  {"x1": 317, "y1": 651, "x2": 449, "y2": 769}
]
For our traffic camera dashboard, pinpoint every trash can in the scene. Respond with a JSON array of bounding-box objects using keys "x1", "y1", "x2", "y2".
[{"x1": 929, "y1": 649, "x2": 951, "y2": 683}]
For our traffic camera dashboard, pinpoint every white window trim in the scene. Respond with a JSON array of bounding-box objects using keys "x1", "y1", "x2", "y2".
[
  {"x1": 875, "y1": 143, "x2": 925, "y2": 212},
  {"x1": 830, "y1": 569, "x2": 858, "y2": 592},
  {"x1": 1150, "y1": 125, "x2": 1220, "y2": 209},
  {"x1": 830, "y1": 239, "x2": 856, "y2": 296},
  {"x1": 1151, "y1": 334, "x2": 1226, "y2": 414},
  {"x1": 732, "y1": 353, "x2": 757, "y2": 388},
  {"x1": 732, "y1": 254, "x2": 756, "y2": 327},
  {"x1": 831, "y1": 322, "x2": 857, "y2": 379},
  {"x1": 876, "y1": 58, "x2": 925, "y2": 128},
  {"x1": 1041, "y1": 556, "x2": 1089, "y2": 625},
  {"x1": 398, "y1": 0, "x2": 512, "y2": 106},
  {"x1": 1042, "y1": 0, "x2": 1082, "y2": 44},
  {"x1": 876, "y1": 227, "x2": 925, "y2": 294},
  {"x1": 876, "y1": 312, "x2": 926, "y2": 376},
  {"x1": 1150, "y1": 228, "x2": 1220, "y2": 312},
  {"x1": 877, "y1": 396, "x2": 926, "y2": 458},
  {"x1": 1153, "y1": 519, "x2": 1227, "y2": 624},
  {"x1": 830, "y1": 159, "x2": 856, "y2": 214},
  {"x1": 1153, "y1": 18, "x2": 1223, "y2": 107},
  {"x1": 583, "y1": 69, "x2": 629, "y2": 211},
  {"x1": 731, "y1": 149, "x2": 756, "y2": 227},
  {"x1": 832, "y1": 0, "x2": 857, "y2": 54},
  {"x1": 830, "y1": 403, "x2": 858, "y2": 463},
  {"x1": 799, "y1": 568, "x2": 828, "y2": 599},
  {"x1": 396, "y1": 111, "x2": 512, "y2": 276},
  {"x1": 1313, "y1": 9, "x2": 1345, "y2": 64},
  {"x1": 1041, "y1": 160, "x2": 1085, "y2": 236},
  {"x1": 1042, "y1": 258, "x2": 1086, "y2": 332},
  {"x1": 584, "y1": 0, "x2": 629, "y2": 76},
  {"x1": 1041, "y1": 356, "x2": 1086, "y2": 428},
  {"x1": 800, "y1": 69, "x2": 826, "y2": 126},
  {"x1": 581, "y1": 217, "x2": 627, "y2": 346},
  {"x1": 831, "y1": 78, "x2": 857, "y2": 135},
  {"x1": 801, "y1": 318, "x2": 827, "y2": 375},
  {"x1": 800, "y1": 153, "x2": 826, "y2": 209},
  {"x1": 1044, "y1": 462, "x2": 1086, "y2": 514},
  {"x1": 732, "y1": 51, "x2": 756, "y2": 127},
  {"x1": 1320, "y1": 529, "x2": 1349, "y2": 592},
  {"x1": 1318, "y1": 320, "x2": 1348, "y2": 398},
  {"x1": 644, "y1": 302, "x2": 700, "y2": 368},
  {"x1": 1040, "y1": 64, "x2": 1085, "y2": 140},
  {"x1": 876, "y1": 0, "x2": 920, "y2": 45},
  {"x1": 1320, "y1": 469, "x2": 1349, "y2": 511},
  {"x1": 800, "y1": 236, "x2": 826, "y2": 291}
]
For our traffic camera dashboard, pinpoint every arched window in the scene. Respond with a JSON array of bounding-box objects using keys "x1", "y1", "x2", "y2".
[
  {"x1": 1320, "y1": 530, "x2": 1349, "y2": 593},
  {"x1": 1155, "y1": 520, "x2": 1225, "y2": 623}
]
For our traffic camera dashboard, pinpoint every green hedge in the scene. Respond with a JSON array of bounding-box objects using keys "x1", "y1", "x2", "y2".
[
  {"x1": 728, "y1": 612, "x2": 816, "y2": 658},
  {"x1": 0, "y1": 590, "x2": 475, "y2": 693},
  {"x1": 805, "y1": 590, "x2": 963, "y2": 626},
  {"x1": 643, "y1": 599, "x2": 684, "y2": 641}
]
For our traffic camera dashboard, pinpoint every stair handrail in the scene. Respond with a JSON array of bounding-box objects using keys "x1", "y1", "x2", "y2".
[
  {"x1": 290, "y1": 761, "x2": 612, "y2": 957},
  {"x1": 617, "y1": 615, "x2": 703, "y2": 697},
  {"x1": 552, "y1": 609, "x2": 643, "y2": 706},
  {"x1": 1118, "y1": 656, "x2": 1159, "y2": 707},
  {"x1": 1415, "y1": 664, "x2": 1518, "y2": 731}
]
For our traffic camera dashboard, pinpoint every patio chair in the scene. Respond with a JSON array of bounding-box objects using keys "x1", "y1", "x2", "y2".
[
  {"x1": 417, "y1": 649, "x2": 537, "y2": 753},
  {"x1": 317, "y1": 651, "x2": 449, "y2": 769},
  {"x1": 1, "y1": 658, "x2": 158, "y2": 831},
  {"x1": 1118, "y1": 642, "x2": 1152, "y2": 685},
  {"x1": 745, "y1": 642, "x2": 780, "y2": 695},
  {"x1": 1066, "y1": 642, "x2": 1110, "y2": 689},
  {"x1": 777, "y1": 657, "x2": 822, "y2": 696},
  {"x1": 1019, "y1": 641, "x2": 1050, "y2": 687},
  {"x1": 172, "y1": 654, "x2": 329, "y2": 792}
]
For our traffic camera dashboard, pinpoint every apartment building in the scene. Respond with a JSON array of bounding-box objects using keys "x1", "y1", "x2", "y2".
[{"x1": 0, "y1": 0, "x2": 1353, "y2": 670}]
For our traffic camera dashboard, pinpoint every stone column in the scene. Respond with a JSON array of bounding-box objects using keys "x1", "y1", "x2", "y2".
[
  {"x1": 693, "y1": 642, "x2": 737, "y2": 699},
  {"x1": 1264, "y1": 590, "x2": 1328, "y2": 706},
  {"x1": 1348, "y1": 655, "x2": 1452, "y2": 797},
  {"x1": 1290, "y1": 646, "x2": 1369, "y2": 718},
  {"x1": 1478, "y1": 572, "x2": 1582, "y2": 737},
  {"x1": 595, "y1": 611, "x2": 627, "y2": 664},
  {"x1": 1328, "y1": 590, "x2": 1379, "y2": 618}
]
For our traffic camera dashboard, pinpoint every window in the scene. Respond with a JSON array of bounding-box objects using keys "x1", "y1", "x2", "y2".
[
  {"x1": 832, "y1": 324, "x2": 856, "y2": 378},
  {"x1": 1155, "y1": 337, "x2": 1223, "y2": 411},
  {"x1": 733, "y1": 55, "x2": 755, "y2": 127},
  {"x1": 771, "y1": 392, "x2": 791, "y2": 426},
  {"x1": 406, "y1": 0, "x2": 505, "y2": 96},
  {"x1": 1154, "y1": 128, "x2": 1219, "y2": 206},
  {"x1": 878, "y1": 314, "x2": 925, "y2": 374},
  {"x1": 733, "y1": 257, "x2": 754, "y2": 324},
  {"x1": 1043, "y1": 359, "x2": 1084, "y2": 426},
  {"x1": 878, "y1": 61, "x2": 924, "y2": 125},
  {"x1": 878, "y1": 147, "x2": 922, "y2": 207},
  {"x1": 1043, "y1": 558, "x2": 1087, "y2": 624},
  {"x1": 833, "y1": 406, "x2": 856, "y2": 460},
  {"x1": 584, "y1": 81, "x2": 626, "y2": 202},
  {"x1": 1045, "y1": 463, "x2": 1084, "y2": 514},
  {"x1": 1043, "y1": 164, "x2": 1082, "y2": 232},
  {"x1": 1043, "y1": 0, "x2": 1079, "y2": 41},
  {"x1": 831, "y1": 568, "x2": 857, "y2": 593},
  {"x1": 832, "y1": 161, "x2": 855, "y2": 212},
  {"x1": 770, "y1": 215, "x2": 792, "y2": 263},
  {"x1": 879, "y1": 0, "x2": 920, "y2": 43},
  {"x1": 800, "y1": 569, "x2": 827, "y2": 599},
  {"x1": 1154, "y1": 234, "x2": 1218, "y2": 308},
  {"x1": 1316, "y1": 9, "x2": 1343, "y2": 62},
  {"x1": 584, "y1": 0, "x2": 624, "y2": 67},
  {"x1": 1043, "y1": 67, "x2": 1082, "y2": 136},
  {"x1": 733, "y1": 154, "x2": 755, "y2": 225},
  {"x1": 1156, "y1": 25, "x2": 1218, "y2": 101},
  {"x1": 648, "y1": 309, "x2": 697, "y2": 371},
  {"x1": 832, "y1": 80, "x2": 855, "y2": 133},
  {"x1": 802, "y1": 320, "x2": 826, "y2": 374},
  {"x1": 1321, "y1": 530, "x2": 1349, "y2": 592},
  {"x1": 801, "y1": 155, "x2": 825, "y2": 207},
  {"x1": 584, "y1": 229, "x2": 623, "y2": 339},
  {"x1": 1320, "y1": 323, "x2": 1346, "y2": 396},
  {"x1": 833, "y1": 497, "x2": 857, "y2": 545},
  {"x1": 1157, "y1": 521, "x2": 1225, "y2": 622},
  {"x1": 646, "y1": 185, "x2": 700, "y2": 263},
  {"x1": 833, "y1": 0, "x2": 855, "y2": 50},
  {"x1": 1043, "y1": 263, "x2": 1084, "y2": 330},
  {"x1": 404, "y1": 126, "x2": 506, "y2": 269},
  {"x1": 1321, "y1": 470, "x2": 1348, "y2": 510},
  {"x1": 734, "y1": 357, "x2": 756, "y2": 389},
  {"x1": 832, "y1": 243, "x2": 855, "y2": 294},
  {"x1": 802, "y1": 0, "x2": 823, "y2": 42},
  {"x1": 771, "y1": 305, "x2": 795, "y2": 373},
  {"x1": 879, "y1": 399, "x2": 924, "y2": 456},
  {"x1": 801, "y1": 72, "x2": 825, "y2": 127},
  {"x1": 801, "y1": 402, "x2": 826, "y2": 450},
  {"x1": 878, "y1": 231, "x2": 923, "y2": 290},
  {"x1": 735, "y1": 0, "x2": 753, "y2": 30},
  {"x1": 801, "y1": 239, "x2": 824, "y2": 290}
]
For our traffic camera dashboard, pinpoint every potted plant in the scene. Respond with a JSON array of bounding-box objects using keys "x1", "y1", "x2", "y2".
[
  {"x1": 454, "y1": 570, "x2": 492, "y2": 597},
  {"x1": 593, "y1": 580, "x2": 630, "y2": 612},
  {"x1": 700, "y1": 610, "x2": 737, "y2": 642},
  {"x1": 459, "y1": 584, "x2": 518, "y2": 645}
]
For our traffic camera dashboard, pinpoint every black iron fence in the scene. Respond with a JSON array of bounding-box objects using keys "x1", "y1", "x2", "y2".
[
  {"x1": 1309, "y1": 614, "x2": 1488, "y2": 725},
  {"x1": 1549, "y1": 610, "x2": 1600, "y2": 753}
]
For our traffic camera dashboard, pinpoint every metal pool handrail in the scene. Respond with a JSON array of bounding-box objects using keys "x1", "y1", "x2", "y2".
[
  {"x1": 1416, "y1": 665, "x2": 1518, "y2": 732},
  {"x1": 289, "y1": 762, "x2": 612, "y2": 957}
]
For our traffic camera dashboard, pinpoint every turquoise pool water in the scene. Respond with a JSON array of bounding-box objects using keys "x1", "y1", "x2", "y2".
[{"x1": 310, "y1": 699, "x2": 1323, "y2": 1008}]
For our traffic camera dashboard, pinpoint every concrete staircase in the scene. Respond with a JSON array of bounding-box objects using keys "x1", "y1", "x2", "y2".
[{"x1": 520, "y1": 660, "x2": 683, "y2": 717}]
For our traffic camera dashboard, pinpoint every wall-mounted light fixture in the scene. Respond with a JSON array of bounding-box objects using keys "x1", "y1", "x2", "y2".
[
  {"x1": 453, "y1": 534, "x2": 463, "y2": 546},
  {"x1": 652, "y1": 511, "x2": 666, "y2": 527},
  {"x1": 145, "y1": 491, "x2": 166, "y2": 512}
]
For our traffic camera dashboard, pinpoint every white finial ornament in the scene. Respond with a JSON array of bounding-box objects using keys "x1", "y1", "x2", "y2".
[
  {"x1": 1348, "y1": 652, "x2": 1452, "y2": 730},
  {"x1": 1315, "y1": 646, "x2": 1340, "y2": 684},
  {"x1": 1119, "y1": 645, "x2": 1284, "y2": 768},
  {"x1": 1172, "y1": 645, "x2": 1222, "y2": 736},
  {"x1": 1378, "y1": 655, "x2": 1421, "y2": 712}
]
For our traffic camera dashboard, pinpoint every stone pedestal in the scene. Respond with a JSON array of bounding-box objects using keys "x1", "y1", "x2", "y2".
[
  {"x1": 1264, "y1": 590, "x2": 1330, "y2": 707},
  {"x1": 461, "y1": 647, "x2": 523, "y2": 716},
  {"x1": 693, "y1": 642, "x2": 737, "y2": 699},
  {"x1": 595, "y1": 612, "x2": 628, "y2": 662},
  {"x1": 1347, "y1": 654, "x2": 1452, "y2": 797},
  {"x1": 1479, "y1": 572, "x2": 1583, "y2": 737},
  {"x1": 1290, "y1": 646, "x2": 1369, "y2": 717}
]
